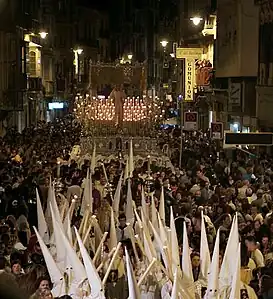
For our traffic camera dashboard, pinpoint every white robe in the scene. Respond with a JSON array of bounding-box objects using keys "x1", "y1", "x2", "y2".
[
  {"x1": 219, "y1": 281, "x2": 257, "y2": 299},
  {"x1": 161, "y1": 281, "x2": 172, "y2": 299}
]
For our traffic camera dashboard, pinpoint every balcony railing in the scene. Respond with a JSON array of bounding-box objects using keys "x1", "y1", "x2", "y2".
[
  {"x1": 56, "y1": 78, "x2": 66, "y2": 92},
  {"x1": 44, "y1": 81, "x2": 54, "y2": 95},
  {"x1": 28, "y1": 77, "x2": 42, "y2": 91}
]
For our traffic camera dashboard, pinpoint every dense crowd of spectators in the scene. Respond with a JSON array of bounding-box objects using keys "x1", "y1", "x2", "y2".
[{"x1": 0, "y1": 116, "x2": 273, "y2": 298}]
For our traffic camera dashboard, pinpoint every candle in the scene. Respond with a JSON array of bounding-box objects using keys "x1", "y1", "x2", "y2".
[
  {"x1": 102, "y1": 163, "x2": 109, "y2": 184},
  {"x1": 57, "y1": 161, "x2": 61, "y2": 178}
]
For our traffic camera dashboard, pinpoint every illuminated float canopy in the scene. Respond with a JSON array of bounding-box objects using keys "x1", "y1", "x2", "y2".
[{"x1": 74, "y1": 95, "x2": 160, "y2": 136}]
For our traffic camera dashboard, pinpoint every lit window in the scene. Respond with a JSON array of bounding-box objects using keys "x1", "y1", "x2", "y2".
[{"x1": 29, "y1": 51, "x2": 36, "y2": 76}]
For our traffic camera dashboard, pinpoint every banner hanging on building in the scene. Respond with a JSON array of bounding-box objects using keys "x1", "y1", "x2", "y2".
[
  {"x1": 185, "y1": 59, "x2": 195, "y2": 102},
  {"x1": 176, "y1": 48, "x2": 203, "y2": 102}
]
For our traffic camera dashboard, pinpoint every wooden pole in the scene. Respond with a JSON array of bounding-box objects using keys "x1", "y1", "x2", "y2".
[
  {"x1": 137, "y1": 258, "x2": 156, "y2": 286},
  {"x1": 93, "y1": 232, "x2": 108, "y2": 264},
  {"x1": 102, "y1": 242, "x2": 122, "y2": 286}
]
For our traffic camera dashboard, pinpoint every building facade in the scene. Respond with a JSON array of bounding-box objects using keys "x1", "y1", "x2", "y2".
[
  {"x1": 0, "y1": 0, "x2": 46, "y2": 132},
  {"x1": 0, "y1": 0, "x2": 110, "y2": 132},
  {"x1": 215, "y1": 0, "x2": 259, "y2": 131},
  {"x1": 255, "y1": 0, "x2": 273, "y2": 129},
  {"x1": 175, "y1": 0, "x2": 217, "y2": 129}
]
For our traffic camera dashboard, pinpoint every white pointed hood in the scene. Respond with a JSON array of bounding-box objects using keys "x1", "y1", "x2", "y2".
[
  {"x1": 157, "y1": 213, "x2": 169, "y2": 247},
  {"x1": 141, "y1": 209, "x2": 157, "y2": 261},
  {"x1": 113, "y1": 172, "x2": 123, "y2": 217},
  {"x1": 149, "y1": 220, "x2": 169, "y2": 272},
  {"x1": 141, "y1": 187, "x2": 148, "y2": 219},
  {"x1": 109, "y1": 208, "x2": 118, "y2": 250},
  {"x1": 36, "y1": 188, "x2": 49, "y2": 244},
  {"x1": 170, "y1": 207, "x2": 180, "y2": 274},
  {"x1": 60, "y1": 197, "x2": 69, "y2": 222},
  {"x1": 159, "y1": 186, "x2": 165, "y2": 225},
  {"x1": 125, "y1": 247, "x2": 141, "y2": 299},
  {"x1": 55, "y1": 219, "x2": 87, "y2": 295},
  {"x1": 128, "y1": 139, "x2": 134, "y2": 177},
  {"x1": 205, "y1": 229, "x2": 220, "y2": 299},
  {"x1": 64, "y1": 211, "x2": 73, "y2": 244},
  {"x1": 80, "y1": 170, "x2": 92, "y2": 216},
  {"x1": 34, "y1": 227, "x2": 65, "y2": 297},
  {"x1": 74, "y1": 227, "x2": 105, "y2": 299},
  {"x1": 91, "y1": 143, "x2": 96, "y2": 174},
  {"x1": 124, "y1": 158, "x2": 129, "y2": 181},
  {"x1": 171, "y1": 269, "x2": 178, "y2": 299},
  {"x1": 125, "y1": 179, "x2": 134, "y2": 226},
  {"x1": 151, "y1": 194, "x2": 158, "y2": 232},
  {"x1": 219, "y1": 213, "x2": 239, "y2": 287},
  {"x1": 229, "y1": 243, "x2": 241, "y2": 299},
  {"x1": 200, "y1": 211, "x2": 211, "y2": 283},
  {"x1": 50, "y1": 184, "x2": 63, "y2": 226},
  {"x1": 182, "y1": 221, "x2": 194, "y2": 285},
  {"x1": 50, "y1": 203, "x2": 66, "y2": 270},
  {"x1": 45, "y1": 180, "x2": 53, "y2": 224}
]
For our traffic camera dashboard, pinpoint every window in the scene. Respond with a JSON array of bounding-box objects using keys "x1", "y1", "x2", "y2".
[
  {"x1": 43, "y1": 57, "x2": 50, "y2": 81},
  {"x1": 29, "y1": 51, "x2": 36, "y2": 77}
]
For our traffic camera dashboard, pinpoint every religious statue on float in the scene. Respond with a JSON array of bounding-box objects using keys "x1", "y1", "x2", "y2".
[{"x1": 109, "y1": 84, "x2": 126, "y2": 128}]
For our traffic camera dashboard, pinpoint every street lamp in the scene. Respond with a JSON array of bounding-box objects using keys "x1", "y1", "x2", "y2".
[
  {"x1": 190, "y1": 17, "x2": 203, "y2": 26},
  {"x1": 75, "y1": 48, "x2": 83, "y2": 55},
  {"x1": 74, "y1": 48, "x2": 83, "y2": 82},
  {"x1": 128, "y1": 54, "x2": 133, "y2": 60},
  {"x1": 160, "y1": 40, "x2": 168, "y2": 48},
  {"x1": 39, "y1": 31, "x2": 48, "y2": 39}
]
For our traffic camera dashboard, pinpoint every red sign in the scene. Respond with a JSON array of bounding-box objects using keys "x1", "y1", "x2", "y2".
[
  {"x1": 185, "y1": 112, "x2": 197, "y2": 122},
  {"x1": 184, "y1": 112, "x2": 198, "y2": 131},
  {"x1": 211, "y1": 122, "x2": 223, "y2": 139}
]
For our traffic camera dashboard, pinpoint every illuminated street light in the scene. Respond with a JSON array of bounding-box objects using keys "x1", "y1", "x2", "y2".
[
  {"x1": 190, "y1": 17, "x2": 203, "y2": 26},
  {"x1": 39, "y1": 31, "x2": 48, "y2": 39},
  {"x1": 74, "y1": 48, "x2": 83, "y2": 55},
  {"x1": 170, "y1": 53, "x2": 175, "y2": 58},
  {"x1": 128, "y1": 54, "x2": 133, "y2": 60},
  {"x1": 160, "y1": 40, "x2": 168, "y2": 48},
  {"x1": 74, "y1": 48, "x2": 83, "y2": 80}
]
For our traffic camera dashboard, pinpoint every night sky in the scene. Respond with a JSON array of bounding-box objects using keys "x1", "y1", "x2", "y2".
[{"x1": 78, "y1": 0, "x2": 110, "y2": 10}]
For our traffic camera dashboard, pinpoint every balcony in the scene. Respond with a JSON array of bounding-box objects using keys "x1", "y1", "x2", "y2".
[
  {"x1": 202, "y1": 15, "x2": 217, "y2": 38},
  {"x1": 28, "y1": 77, "x2": 42, "y2": 91},
  {"x1": 44, "y1": 81, "x2": 54, "y2": 96},
  {"x1": 56, "y1": 79, "x2": 66, "y2": 92}
]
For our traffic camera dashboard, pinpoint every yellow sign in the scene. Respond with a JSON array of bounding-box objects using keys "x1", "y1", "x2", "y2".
[
  {"x1": 176, "y1": 47, "x2": 203, "y2": 59},
  {"x1": 184, "y1": 59, "x2": 195, "y2": 101}
]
